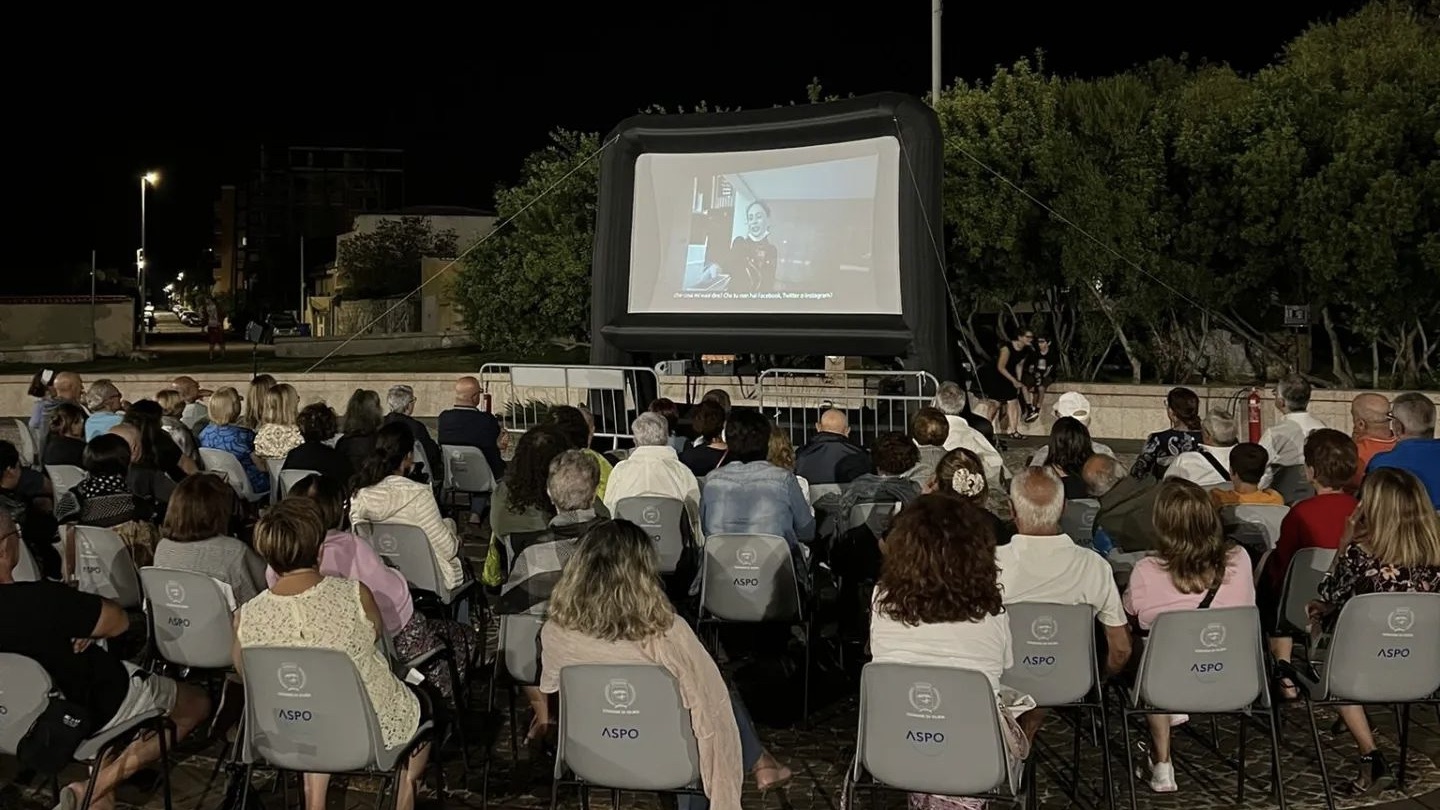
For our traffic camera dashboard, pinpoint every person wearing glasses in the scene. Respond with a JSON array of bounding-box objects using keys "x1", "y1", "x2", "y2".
[
  {"x1": 1026, "y1": 336, "x2": 1059, "y2": 423},
  {"x1": 1366, "y1": 392, "x2": 1440, "y2": 509},
  {"x1": 982, "y1": 327, "x2": 1035, "y2": 440}
]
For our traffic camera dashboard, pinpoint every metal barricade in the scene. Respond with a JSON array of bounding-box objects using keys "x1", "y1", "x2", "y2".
[
  {"x1": 756, "y1": 369, "x2": 940, "y2": 447},
  {"x1": 477, "y1": 363, "x2": 659, "y2": 449}
]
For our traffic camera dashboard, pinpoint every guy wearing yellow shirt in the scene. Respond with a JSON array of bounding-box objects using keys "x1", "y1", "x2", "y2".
[{"x1": 1210, "y1": 443, "x2": 1286, "y2": 508}]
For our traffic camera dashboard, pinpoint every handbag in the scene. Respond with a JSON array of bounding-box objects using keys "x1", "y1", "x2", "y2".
[{"x1": 16, "y1": 694, "x2": 93, "y2": 773}]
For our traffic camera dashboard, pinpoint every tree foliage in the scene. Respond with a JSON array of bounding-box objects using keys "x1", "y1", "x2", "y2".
[
  {"x1": 451, "y1": 1, "x2": 1439, "y2": 385},
  {"x1": 336, "y1": 216, "x2": 458, "y2": 300}
]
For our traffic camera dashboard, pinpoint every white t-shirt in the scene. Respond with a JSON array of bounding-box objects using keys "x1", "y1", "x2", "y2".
[
  {"x1": 869, "y1": 593, "x2": 1013, "y2": 691},
  {"x1": 998, "y1": 533, "x2": 1126, "y2": 627}
]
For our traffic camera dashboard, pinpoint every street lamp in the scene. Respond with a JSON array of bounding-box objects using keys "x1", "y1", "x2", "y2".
[{"x1": 139, "y1": 171, "x2": 160, "y2": 348}]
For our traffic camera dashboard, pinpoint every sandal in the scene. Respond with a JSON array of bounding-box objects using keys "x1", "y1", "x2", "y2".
[
  {"x1": 754, "y1": 762, "x2": 793, "y2": 794},
  {"x1": 1347, "y1": 750, "x2": 1393, "y2": 796}
]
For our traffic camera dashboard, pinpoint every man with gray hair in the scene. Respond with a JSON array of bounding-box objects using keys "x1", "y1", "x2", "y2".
[
  {"x1": 496, "y1": 449, "x2": 604, "y2": 615},
  {"x1": 1258, "y1": 374, "x2": 1327, "y2": 484},
  {"x1": 1164, "y1": 408, "x2": 1240, "y2": 487},
  {"x1": 382, "y1": 383, "x2": 441, "y2": 480},
  {"x1": 1367, "y1": 392, "x2": 1439, "y2": 508},
  {"x1": 1084, "y1": 453, "x2": 1161, "y2": 554},
  {"x1": 932, "y1": 381, "x2": 1008, "y2": 487},
  {"x1": 604, "y1": 413, "x2": 702, "y2": 541},
  {"x1": 1000, "y1": 467, "x2": 1131, "y2": 681}
]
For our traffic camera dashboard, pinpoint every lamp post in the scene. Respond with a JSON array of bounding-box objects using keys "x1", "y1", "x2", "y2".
[{"x1": 139, "y1": 171, "x2": 160, "y2": 348}]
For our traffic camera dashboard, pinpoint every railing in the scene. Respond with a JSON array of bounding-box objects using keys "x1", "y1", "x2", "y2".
[
  {"x1": 757, "y1": 368, "x2": 940, "y2": 446},
  {"x1": 477, "y1": 363, "x2": 660, "y2": 449}
]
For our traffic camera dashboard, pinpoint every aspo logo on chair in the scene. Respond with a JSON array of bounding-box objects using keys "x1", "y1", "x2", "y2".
[
  {"x1": 277, "y1": 663, "x2": 309, "y2": 696},
  {"x1": 603, "y1": 679, "x2": 639, "y2": 715},
  {"x1": 164, "y1": 581, "x2": 186, "y2": 607}
]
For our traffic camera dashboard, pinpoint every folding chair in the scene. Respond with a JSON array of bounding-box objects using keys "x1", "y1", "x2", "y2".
[
  {"x1": 1059, "y1": 499, "x2": 1101, "y2": 548},
  {"x1": 354, "y1": 521, "x2": 478, "y2": 620},
  {"x1": 845, "y1": 662, "x2": 1022, "y2": 808},
  {"x1": 12, "y1": 535, "x2": 40, "y2": 582},
  {"x1": 614, "y1": 495, "x2": 692, "y2": 574},
  {"x1": 1270, "y1": 465, "x2": 1315, "y2": 505},
  {"x1": 483, "y1": 612, "x2": 545, "y2": 806},
  {"x1": 697, "y1": 533, "x2": 811, "y2": 719},
  {"x1": 45, "y1": 464, "x2": 86, "y2": 494},
  {"x1": 1275, "y1": 548, "x2": 1336, "y2": 639},
  {"x1": 1001, "y1": 603, "x2": 1112, "y2": 810},
  {"x1": 1221, "y1": 504, "x2": 1289, "y2": 557},
  {"x1": 847, "y1": 501, "x2": 898, "y2": 539},
  {"x1": 234, "y1": 646, "x2": 436, "y2": 809},
  {"x1": 264, "y1": 457, "x2": 285, "y2": 505},
  {"x1": 441, "y1": 444, "x2": 497, "y2": 518},
  {"x1": 198, "y1": 449, "x2": 267, "y2": 503},
  {"x1": 1289, "y1": 592, "x2": 1440, "y2": 809},
  {"x1": 277, "y1": 467, "x2": 319, "y2": 497},
  {"x1": 551, "y1": 664, "x2": 704, "y2": 808},
  {"x1": 0, "y1": 653, "x2": 175, "y2": 810},
  {"x1": 140, "y1": 568, "x2": 237, "y2": 671},
  {"x1": 13, "y1": 418, "x2": 37, "y2": 465},
  {"x1": 74, "y1": 525, "x2": 142, "y2": 609},
  {"x1": 1120, "y1": 606, "x2": 1285, "y2": 810}
]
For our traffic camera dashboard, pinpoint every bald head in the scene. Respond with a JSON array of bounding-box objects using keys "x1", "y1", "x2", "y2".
[
  {"x1": 818, "y1": 409, "x2": 850, "y2": 436},
  {"x1": 108, "y1": 423, "x2": 143, "y2": 463},
  {"x1": 1082, "y1": 453, "x2": 1126, "y2": 498},
  {"x1": 172, "y1": 375, "x2": 200, "y2": 402},
  {"x1": 454, "y1": 376, "x2": 482, "y2": 407},
  {"x1": 54, "y1": 371, "x2": 83, "y2": 403},
  {"x1": 1351, "y1": 393, "x2": 1392, "y2": 440}
]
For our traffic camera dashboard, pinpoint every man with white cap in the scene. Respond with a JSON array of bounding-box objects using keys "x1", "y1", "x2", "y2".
[{"x1": 1029, "y1": 391, "x2": 1115, "y2": 466}]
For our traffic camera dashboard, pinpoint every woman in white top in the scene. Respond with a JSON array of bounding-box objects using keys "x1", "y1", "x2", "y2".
[{"x1": 349, "y1": 421, "x2": 465, "y2": 590}]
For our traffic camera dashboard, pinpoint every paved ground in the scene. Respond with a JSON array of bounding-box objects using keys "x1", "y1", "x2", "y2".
[{"x1": 4, "y1": 434, "x2": 1438, "y2": 810}]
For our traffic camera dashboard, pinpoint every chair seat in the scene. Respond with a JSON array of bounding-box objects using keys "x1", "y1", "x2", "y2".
[
  {"x1": 374, "y1": 720, "x2": 434, "y2": 772},
  {"x1": 75, "y1": 708, "x2": 164, "y2": 761}
]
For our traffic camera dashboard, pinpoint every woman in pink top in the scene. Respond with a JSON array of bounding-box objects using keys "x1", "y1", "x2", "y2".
[
  {"x1": 271, "y1": 475, "x2": 478, "y2": 701},
  {"x1": 1123, "y1": 480, "x2": 1255, "y2": 794}
]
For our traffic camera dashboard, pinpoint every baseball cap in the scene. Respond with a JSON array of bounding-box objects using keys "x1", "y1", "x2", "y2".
[{"x1": 1054, "y1": 391, "x2": 1092, "y2": 425}]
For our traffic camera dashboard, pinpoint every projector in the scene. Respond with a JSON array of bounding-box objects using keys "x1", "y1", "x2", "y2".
[
  {"x1": 654, "y1": 360, "x2": 689, "y2": 376},
  {"x1": 702, "y1": 354, "x2": 735, "y2": 376}
]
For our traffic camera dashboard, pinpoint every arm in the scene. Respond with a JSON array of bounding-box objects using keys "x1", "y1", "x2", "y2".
[
  {"x1": 1096, "y1": 573, "x2": 1133, "y2": 674},
  {"x1": 789, "y1": 475, "x2": 816, "y2": 543},
  {"x1": 1103, "y1": 623, "x2": 1133, "y2": 676},
  {"x1": 90, "y1": 595, "x2": 131, "y2": 639},
  {"x1": 996, "y1": 346, "x2": 1015, "y2": 384},
  {"x1": 239, "y1": 545, "x2": 270, "y2": 605},
  {"x1": 357, "y1": 583, "x2": 383, "y2": 641}
]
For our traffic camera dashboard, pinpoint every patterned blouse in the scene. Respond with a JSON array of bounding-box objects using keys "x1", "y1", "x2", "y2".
[
  {"x1": 1318, "y1": 542, "x2": 1440, "y2": 611},
  {"x1": 1130, "y1": 429, "x2": 1203, "y2": 480},
  {"x1": 54, "y1": 474, "x2": 155, "y2": 528},
  {"x1": 254, "y1": 423, "x2": 304, "y2": 460}
]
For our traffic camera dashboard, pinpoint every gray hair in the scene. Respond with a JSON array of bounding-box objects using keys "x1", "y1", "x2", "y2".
[
  {"x1": 1391, "y1": 392, "x2": 1436, "y2": 438},
  {"x1": 1082, "y1": 454, "x2": 1127, "y2": 498},
  {"x1": 631, "y1": 412, "x2": 670, "y2": 447},
  {"x1": 547, "y1": 449, "x2": 600, "y2": 512},
  {"x1": 386, "y1": 385, "x2": 416, "y2": 414},
  {"x1": 84, "y1": 379, "x2": 120, "y2": 412},
  {"x1": 1202, "y1": 408, "x2": 1239, "y2": 447},
  {"x1": 934, "y1": 381, "x2": 966, "y2": 416},
  {"x1": 1277, "y1": 375, "x2": 1312, "y2": 413},
  {"x1": 1010, "y1": 467, "x2": 1065, "y2": 533}
]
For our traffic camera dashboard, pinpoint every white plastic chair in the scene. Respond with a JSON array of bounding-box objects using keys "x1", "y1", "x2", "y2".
[
  {"x1": 12, "y1": 418, "x2": 37, "y2": 466},
  {"x1": 46, "y1": 464, "x2": 87, "y2": 494},
  {"x1": 198, "y1": 449, "x2": 267, "y2": 503}
]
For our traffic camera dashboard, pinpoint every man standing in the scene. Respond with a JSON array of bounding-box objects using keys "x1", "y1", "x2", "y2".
[
  {"x1": 437, "y1": 376, "x2": 506, "y2": 479},
  {"x1": 204, "y1": 298, "x2": 225, "y2": 360},
  {"x1": 1348, "y1": 393, "x2": 1397, "y2": 490}
]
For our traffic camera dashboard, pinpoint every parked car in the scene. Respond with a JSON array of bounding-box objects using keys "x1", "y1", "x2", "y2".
[
  {"x1": 179, "y1": 310, "x2": 203, "y2": 327},
  {"x1": 266, "y1": 312, "x2": 301, "y2": 337}
]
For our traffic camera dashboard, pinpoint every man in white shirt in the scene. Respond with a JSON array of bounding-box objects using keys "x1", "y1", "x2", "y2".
[
  {"x1": 603, "y1": 413, "x2": 702, "y2": 542},
  {"x1": 933, "y1": 381, "x2": 1008, "y2": 487},
  {"x1": 1258, "y1": 375, "x2": 1327, "y2": 486},
  {"x1": 170, "y1": 376, "x2": 211, "y2": 430},
  {"x1": 1164, "y1": 408, "x2": 1240, "y2": 487},
  {"x1": 1000, "y1": 467, "x2": 1132, "y2": 677}
]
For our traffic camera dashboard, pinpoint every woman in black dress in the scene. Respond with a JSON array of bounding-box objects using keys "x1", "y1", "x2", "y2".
[{"x1": 983, "y1": 327, "x2": 1036, "y2": 439}]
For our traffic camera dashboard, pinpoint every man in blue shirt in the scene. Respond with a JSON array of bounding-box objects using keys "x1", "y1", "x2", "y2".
[{"x1": 1367, "y1": 392, "x2": 1440, "y2": 508}]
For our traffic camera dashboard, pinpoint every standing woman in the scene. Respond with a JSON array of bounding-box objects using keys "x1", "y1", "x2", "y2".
[
  {"x1": 986, "y1": 327, "x2": 1036, "y2": 440},
  {"x1": 1027, "y1": 336, "x2": 1058, "y2": 423},
  {"x1": 27, "y1": 368, "x2": 59, "y2": 452}
]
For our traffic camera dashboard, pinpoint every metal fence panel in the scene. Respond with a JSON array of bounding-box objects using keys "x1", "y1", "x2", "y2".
[
  {"x1": 757, "y1": 369, "x2": 940, "y2": 447},
  {"x1": 478, "y1": 363, "x2": 659, "y2": 449}
]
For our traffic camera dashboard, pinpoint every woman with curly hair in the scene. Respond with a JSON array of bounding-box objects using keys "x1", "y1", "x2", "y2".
[{"x1": 869, "y1": 494, "x2": 1028, "y2": 809}]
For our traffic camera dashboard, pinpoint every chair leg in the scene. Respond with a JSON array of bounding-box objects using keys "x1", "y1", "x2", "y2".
[
  {"x1": 1070, "y1": 708, "x2": 1083, "y2": 802},
  {"x1": 1119, "y1": 708, "x2": 1138, "y2": 810},
  {"x1": 157, "y1": 718, "x2": 175, "y2": 810},
  {"x1": 1304, "y1": 701, "x2": 1335, "y2": 810},
  {"x1": 1397, "y1": 703, "x2": 1411, "y2": 790},
  {"x1": 237, "y1": 765, "x2": 255, "y2": 810},
  {"x1": 1236, "y1": 710, "x2": 1248, "y2": 803},
  {"x1": 1097, "y1": 700, "x2": 1116, "y2": 810},
  {"x1": 1023, "y1": 753, "x2": 1038, "y2": 810},
  {"x1": 1267, "y1": 707, "x2": 1288, "y2": 810},
  {"x1": 801, "y1": 620, "x2": 812, "y2": 724}
]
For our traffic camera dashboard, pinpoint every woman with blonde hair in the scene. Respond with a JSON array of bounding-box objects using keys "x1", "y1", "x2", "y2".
[
  {"x1": 766, "y1": 425, "x2": 811, "y2": 505},
  {"x1": 1123, "y1": 479, "x2": 1254, "y2": 793},
  {"x1": 255, "y1": 383, "x2": 303, "y2": 460},
  {"x1": 198, "y1": 386, "x2": 269, "y2": 495},
  {"x1": 239, "y1": 373, "x2": 276, "y2": 429},
  {"x1": 540, "y1": 520, "x2": 791, "y2": 810},
  {"x1": 1307, "y1": 467, "x2": 1440, "y2": 794}
]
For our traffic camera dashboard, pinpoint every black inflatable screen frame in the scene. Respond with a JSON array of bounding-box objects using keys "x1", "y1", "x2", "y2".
[{"x1": 589, "y1": 92, "x2": 950, "y2": 376}]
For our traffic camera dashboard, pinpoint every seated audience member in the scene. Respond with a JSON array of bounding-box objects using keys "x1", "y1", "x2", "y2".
[
  {"x1": 254, "y1": 383, "x2": 305, "y2": 462},
  {"x1": 170, "y1": 375, "x2": 211, "y2": 431},
  {"x1": 794, "y1": 409, "x2": 871, "y2": 485},
  {"x1": 1307, "y1": 468, "x2": 1440, "y2": 794},
  {"x1": 382, "y1": 384, "x2": 442, "y2": 479},
  {"x1": 1040, "y1": 416, "x2": 1095, "y2": 500},
  {"x1": 836, "y1": 431, "x2": 921, "y2": 519},
  {"x1": 930, "y1": 447, "x2": 1014, "y2": 544},
  {"x1": 198, "y1": 386, "x2": 269, "y2": 496},
  {"x1": 153, "y1": 473, "x2": 266, "y2": 605},
  {"x1": 28, "y1": 368, "x2": 58, "y2": 445},
  {"x1": 604, "y1": 413, "x2": 702, "y2": 542},
  {"x1": 0, "y1": 440, "x2": 60, "y2": 578},
  {"x1": 155, "y1": 388, "x2": 202, "y2": 463},
  {"x1": 767, "y1": 426, "x2": 812, "y2": 508},
  {"x1": 495, "y1": 449, "x2": 604, "y2": 615},
  {"x1": 1123, "y1": 480, "x2": 1255, "y2": 793},
  {"x1": 933, "y1": 381, "x2": 1005, "y2": 480},
  {"x1": 702, "y1": 410, "x2": 816, "y2": 559},
  {"x1": 648, "y1": 397, "x2": 687, "y2": 453},
  {"x1": 548, "y1": 405, "x2": 613, "y2": 500},
  {"x1": 701, "y1": 388, "x2": 732, "y2": 414},
  {"x1": 239, "y1": 375, "x2": 276, "y2": 431},
  {"x1": 869, "y1": 495, "x2": 1029, "y2": 799},
  {"x1": 1130, "y1": 387, "x2": 1204, "y2": 480},
  {"x1": 678, "y1": 399, "x2": 728, "y2": 478},
  {"x1": 284, "y1": 402, "x2": 354, "y2": 484},
  {"x1": 438, "y1": 376, "x2": 507, "y2": 479},
  {"x1": 1084, "y1": 454, "x2": 1160, "y2": 554},
  {"x1": 905, "y1": 406, "x2": 951, "y2": 488},
  {"x1": 84, "y1": 379, "x2": 126, "y2": 441},
  {"x1": 1209, "y1": 443, "x2": 1284, "y2": 508},
  {"x1": 280, "y1": 475, "x2": 477, "y2": 702},
  {"x1": 1347, "y1": 393, "x2": 1396, "y2": 490},
  {"x1": 1028, "y1": 392, "x2": 1116, "y2": 466},
  {"x1": 1261, "y1": 428, "x2": 1358, "y2": 696},
  {"x1": 350, "y1": 422, "x2": 465, "y2": 591},
  {"x1": 1165, "y1": 408, "x2": 1241, "y2": 488},
  {"x1": 237, "y1": 498, "x2": 430, "y2": 810},
  {"x1": 1259, "y1": 375, "x2": 1328, "y2": 487},
  {"x1": 54, "y1": 434, "x2": 159, "y2": 565},
  {"x1": 0, "y1": 510, "x2": 210, "y2": 810},
  {"x1": 541, "y1": 519, "x2": 792, "y2": 810},
  {"x1": 43, "y1": 401, "x2": 90, "y2": 468},
  {"x1": 121, "y1": 401, "x2": 196, "y2": 500},
  {"x1": 1366, "y1": 392, "x2": 1439, "y2": 508},
  {"x1": 336, "y1": 388, "x2": 384, "y2": 471},
  {"x1": 483, "y1": 426, "x2": 574, "y2": 587}
]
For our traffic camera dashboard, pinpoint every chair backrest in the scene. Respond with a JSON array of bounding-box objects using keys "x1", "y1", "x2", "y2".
[
  {"x1": 1136, "y1": 606, "x2": 1265, "y2": 713},
  {"x1": 808, "y1": 483, "x2": 843, "y2": 506},
  {"x1": 198, "y1": 449, "x2": 261, "y2": 501},
  {"x1": 1000, "y1": 603, "x2": 1097, "y2": 706},
  {"x1": 1059, "y1": 499, "x2": 1101, "y2": 547},
  {"x1": 74, "y1": 525, "x2": 142, "y2": 608},
  {"x1": 46, "y1": 464, "x2": 87, "y2": 494},
  {"x1": 614, "y1": 496, "x2": 689, "y2": 574},
  {"x1": 140, "y1": 567, "x2": 237, "y2": 670},
  {"x1": 12, "y1": 537, "x2": 40, "y2": 582},
  {"x1": 557, "y1": 664, "x2": 701, "y2": 791},
  {"x1": 13, "y1": 419, "x2": 37, "y2": 466},
  {"x1": 1277, "y1": 547, "x2": 1336, "y2": 634},
  {"x1": 265, "y1": 458, "x2": 285, "y2": 505},
  {"x1": 0, "y1": 653, "x2": 53, "y2": 756},
  {"x1": 353, "y1": 521, "x2": 450, "y2": 602},
  {"x1": 500, "y1": 612, "x2": 545, "y2": 685},
  {"x1": 699, "y1": 533, "x2": 800, "y2": 622},
  {"x1": 847, "y1": 501, "x2": 898, "y2": 539},
  {"x1": 441, "y1": 445, "x2": 496, "y2": 494},
  {"x1": 278, "y1": 468, "x2": 319, "y2": 497},
  {"x1": 1320, "y1": 592, "x2": 1440, "y2": 702},
  {"x1": 240, "y1": 646, "x2": 386, "y2": 773},
  {"x1": 1221, "y1": 504, "x2": 1289, "y2": 552},
  {"x1": 857, "y1": 663, "x2": 1009, "y2": 796},
  {"x1": 1270, "y1": 465, "x2": 1315, "y2": 505}
]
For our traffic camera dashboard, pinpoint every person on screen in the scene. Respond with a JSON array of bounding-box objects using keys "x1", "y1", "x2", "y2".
[{"x1": 732, "y1": 201, "x2": 778, "y2": 293}]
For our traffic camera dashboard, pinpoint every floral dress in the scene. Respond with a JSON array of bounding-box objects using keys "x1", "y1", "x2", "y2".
[
  {"x1": 1129, "y1": 429, "x2": 1202, "y2": 480},
  {"x1": 255, "y1": 423, "x2": 304, "y2": 461},
  {"x1": 1318, "y1": 542, "x2": 1440, "y2": 620}
]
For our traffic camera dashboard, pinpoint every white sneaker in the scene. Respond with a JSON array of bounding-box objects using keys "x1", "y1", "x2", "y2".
[
  {"x1": 1169, "y1": 713, "x2": 1190, "y2": 727},
  {"x1": 1149, "y1": 760, "x2": 1178, "y2": 793}
]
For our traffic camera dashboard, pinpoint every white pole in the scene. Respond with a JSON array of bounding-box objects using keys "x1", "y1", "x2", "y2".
[
  {"x1": 931, "y1": 0, "x2": 943, "y2": 104},
  {"x1": 139, "y1": 178, "x2": 147, "y2": 349}
]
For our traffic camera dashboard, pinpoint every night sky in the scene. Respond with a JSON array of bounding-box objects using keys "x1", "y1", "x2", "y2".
[{"x1": 12, "y1": 1, "x2": 1368, "y2": 292}]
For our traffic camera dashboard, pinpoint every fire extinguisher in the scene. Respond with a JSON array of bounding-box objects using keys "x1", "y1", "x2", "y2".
[
  {"x1": 482, "y1": 390, "x2": 493, "y2": 413},
  {"x1": 1247, "y1": 388, "x2": 1264, "y2": 443}
]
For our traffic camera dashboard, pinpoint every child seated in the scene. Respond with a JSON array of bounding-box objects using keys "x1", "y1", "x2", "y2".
[{"x1": 1210, "y1": 443, "x2": 1285, "y2": 508}]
